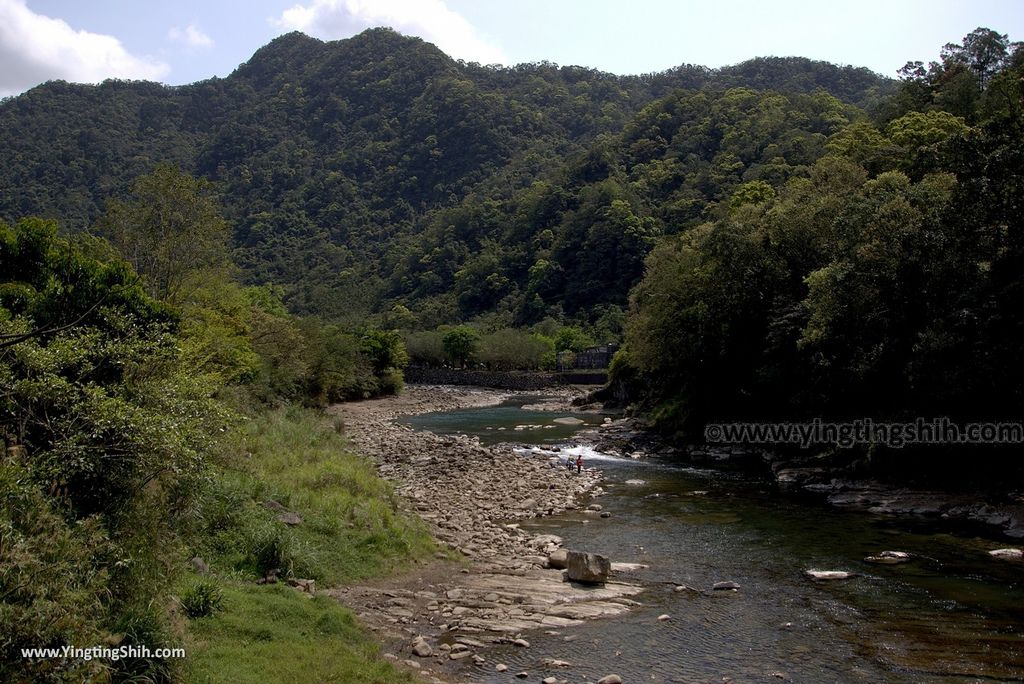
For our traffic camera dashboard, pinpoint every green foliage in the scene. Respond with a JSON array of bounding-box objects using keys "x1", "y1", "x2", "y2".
[
  {"x1": 0, "y1": 219, "x2": 225, "y2": 683},
  {"x1": 403, "y1": 329, "x2": 445, "y2": 366},
  {"x1": 620, "y1": 27, "x2": 1024, "y2": 484},
  {"x1": 99, "y1": 164, "x2": 231, "y2": 304},
  {"x1": 184, "y1": 581, "x2": 415, "y2": 684},
  {"x1": 190, "y1": 408, "x2": 433, "y2": 585},
  {"x1": 180, "y1": 580, "x2": 225, "y2": 619},
  {"x1": 442, "y1": 326, "x2": 479, "y2": 367},
  {"x1": 0, "y1": 29, "x2": 894, "y2": 323},
  {"x1": 478, "y1": 328, "x2": 554, "y2": 370}
]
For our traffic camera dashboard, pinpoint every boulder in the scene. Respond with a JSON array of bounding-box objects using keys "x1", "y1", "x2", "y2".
[
  {"x1": 565, "y1": 551, "x2": 611, "y2": 584},
  {"x1": 989, "y1": 548, "x2": 1023, "y2": 560},
  {"x1": 597, "y1": 676, "x2": 623, "y2": 684},
  {"x1": 547, "y1": 549, "x2": 569, "y2": 569},
  {"x1": 713, "y1": 581, "x2": 740, "y2": 591}
]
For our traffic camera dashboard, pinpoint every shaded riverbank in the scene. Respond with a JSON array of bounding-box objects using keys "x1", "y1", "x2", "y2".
[{"x1": 586, "y1": 417, "x2": 1024, "y2": 540}]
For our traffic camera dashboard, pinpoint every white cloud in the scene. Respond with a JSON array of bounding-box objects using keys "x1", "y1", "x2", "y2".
[
  {"x1": 275, "y1": 0, "x2": 505, "y2": 65},
  {"x1": 0, "y1": 0, "x2": 169, "y2": 97},
  {"x1": 168, "y1": 24, "x2": 214, "y2": 50}
]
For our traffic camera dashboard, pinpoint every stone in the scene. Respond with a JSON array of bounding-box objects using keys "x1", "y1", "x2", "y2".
[
  {"x1": 712, "y1": 581, "x2": 740, "y2": 591},
  {"x1": 553, "y1": 417, "x2": 585, "y2": 425},
  {"x1": 190, "y1": 556, "x2": 209, "y2": 575},
  {"x1": 864, "y1": 551, "x2": 911, "y2": 564},
  {"x1": 515, "y1": 672, "x2": 529, "y2": 679},
  {"x1": 542, "y1": 658, "x2": 571, "y2": 667},
  {"x1": 261, "y1": 499, "x2": 287, "y2": 513},
  {"x1": 411, "y1": 637, "x2": 432, "y2": 657},
  {"x1": 495, "y1": 664, "x2": 508, "y2": 672},
  {"x1": 530, "y1": 534, "x2": 563, "y2": 549},
  {"x1": 600, "y1": 511, "x2": 612, "y2": 518},
  {"x1": 587, "y1": 503, "x2": 603, "y2": 511},
  {"x1": 989, "y1": 548, "x2": 1023, "y2": 560},
  {"x1": 512, "y1": 638, "x2": 530, "y2": 648},
  {"x1": 803, "y1": 569, "x2": 856, "y2": 581},
  {"x1": 449, "y1": 650, "x2": 473, "y2": 660},
  {"x1": 547, "y1": 549, "x2": 569, "y2": 569},
  {"x1": 543, "y1": 678, "x2": 558, "y2": 684},
  {"x1": 565, "y1": 551, "x2": 611, "y2": 584},
  {"x1": 597, "y1": 676, "x2": 623, "y2": 684},
  {"x1": 277, "y1": 511, "x2": 303, "y2": 526},
  {"x1": 657, "y1": 614, "x2": 671, "y2": 621},
  {"x1": 287, "y1": 578, "x2": 316, "y2": 594}
]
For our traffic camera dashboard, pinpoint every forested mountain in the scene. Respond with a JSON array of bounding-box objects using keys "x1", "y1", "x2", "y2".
[
  {"x1": 616, "y1": 27, "x2": 1024, "y2": 483},
  {"x1": 0, "y1": 28, "x2": 893, "y2": 321}
]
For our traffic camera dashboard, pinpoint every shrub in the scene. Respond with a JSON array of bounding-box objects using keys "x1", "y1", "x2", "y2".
[{"x1": 180, "y1": 580, "x2": 225, "y2": 619}]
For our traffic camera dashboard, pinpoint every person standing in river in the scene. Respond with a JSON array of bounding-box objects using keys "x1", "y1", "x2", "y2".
[{"x1": 576, "y1": 454, "x2": 583, "y2": 474}]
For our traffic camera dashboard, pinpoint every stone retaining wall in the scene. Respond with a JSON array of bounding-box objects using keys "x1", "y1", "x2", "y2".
[{"x1": 404, "y1": 367, "x2": 559, "y2": 390}]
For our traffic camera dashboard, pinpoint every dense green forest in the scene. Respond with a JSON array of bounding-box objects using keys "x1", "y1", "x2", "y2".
[
  {"x1": 616, "y1": 28, "x2": 1024, "y2": 483},
  {"x1": 0, "y1": 28, "x2": 893, "y2": 325}
]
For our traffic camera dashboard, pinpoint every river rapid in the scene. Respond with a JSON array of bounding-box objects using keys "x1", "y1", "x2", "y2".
[{"x1": 402, "y1": 393, "x2": 1024, "y2": 683}]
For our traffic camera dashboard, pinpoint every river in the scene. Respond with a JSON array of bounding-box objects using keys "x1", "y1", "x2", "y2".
[{"x1": 401, "y1": 394, "x2": 1024, "y2": 683}]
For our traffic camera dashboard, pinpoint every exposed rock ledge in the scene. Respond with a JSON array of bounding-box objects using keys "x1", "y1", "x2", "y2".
[{"x1": 328, "y1": 385, "x2": 641, "y2": 683}]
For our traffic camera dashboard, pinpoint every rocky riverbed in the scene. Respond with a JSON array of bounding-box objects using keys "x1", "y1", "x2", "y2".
[{"x1": 328, "y1": 386, "x2": 642, "y2": 684}]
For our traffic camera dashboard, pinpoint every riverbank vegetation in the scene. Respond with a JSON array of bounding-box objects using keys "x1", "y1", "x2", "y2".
[{"x1": 0, "y1": 182, "x2": 431, "y2": 682}]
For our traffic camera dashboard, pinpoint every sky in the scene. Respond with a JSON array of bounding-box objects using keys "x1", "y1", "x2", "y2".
[{"x1": 1, "y1": 0, "x2": 1022, "y2": 97}]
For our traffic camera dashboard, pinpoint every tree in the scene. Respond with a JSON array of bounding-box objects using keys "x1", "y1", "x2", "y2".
[
  {"x1": 442, "y1": 326, "x2": 478, "y2": 367},
  {"x1": 100, "y1": 164, "x2": 231, "y2": 303},
  {"x1": 941, "y1": 27, "x2": 1018, "y2": 90}
]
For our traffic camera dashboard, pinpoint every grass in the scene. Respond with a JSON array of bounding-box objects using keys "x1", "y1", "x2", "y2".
[
  {"x1": 185, "y1": 581, "x2": 415, "y2": 684},
  {"x1": 181, "y1": 405, "x2": 435, "y2": 683},
  {"x1": 192, "y1": 405, "x2": 435, "y2": 585}
]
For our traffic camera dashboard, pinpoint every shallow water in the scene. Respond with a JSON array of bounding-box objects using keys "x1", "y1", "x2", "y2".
[
  {"x1": 399, "y1": 394, "x2": 608, "y2": 445},
  {"x1": 409, "y1": 397, "x2": 1024, "y2": 683}
]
